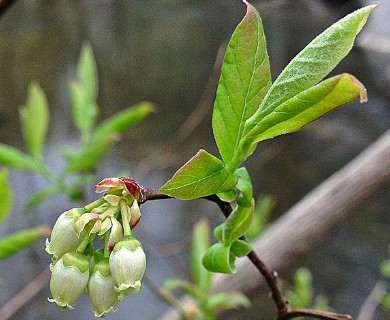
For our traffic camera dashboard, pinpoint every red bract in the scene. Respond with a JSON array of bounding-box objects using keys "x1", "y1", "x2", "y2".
[{"x1": 95, "y1": 177, "x2": 144, "y2": 201}]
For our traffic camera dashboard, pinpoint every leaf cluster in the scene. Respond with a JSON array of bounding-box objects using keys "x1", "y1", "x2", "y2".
[
  {"x1": 0, "y1": 44, "x2": 152, "y2": 259},
  {"x1": 161, "y1": 3, "x2": 375, "y2": 274}
]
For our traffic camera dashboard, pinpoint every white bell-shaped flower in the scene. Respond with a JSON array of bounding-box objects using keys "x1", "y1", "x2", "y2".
[{"x1": 48, "y1": 252, "x2": 90, "y2": 309}]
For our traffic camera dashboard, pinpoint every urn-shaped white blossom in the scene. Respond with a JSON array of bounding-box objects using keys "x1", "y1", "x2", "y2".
[
  {"x1": 45, "y1": 208, "x2": 86, "y2": 260},
  {"x1": 109, "y1": 236, "x2": 146, "y2": 299},
  {"x1": 88, "y1": 258, "x2": 119, "y2": 317},
  {"x1": 48, "y1": 252, "x2": 90, "y2": 309}
]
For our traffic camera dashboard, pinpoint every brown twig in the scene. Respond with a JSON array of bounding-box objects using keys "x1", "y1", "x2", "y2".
[{"x1": 141, "y1": 188, "x2": 353, "y2": 320}]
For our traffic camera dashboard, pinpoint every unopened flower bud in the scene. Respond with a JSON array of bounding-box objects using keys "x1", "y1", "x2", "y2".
[
  {"x1": 109, "y1": 236, "x2": 146, "y2": 298},
  {"x1": 45, "y1": 208, "x2": 86, "y2": 260},
  {"x1": 88, "y1": 258, "x2": 119, "y2": 317},
  {"x1": 129, "y1": 200, "x2": 141, "y2": 229},
  {"x1": 48, "y1": 252, "x2": 90, "y2": 310},
  {"x1": 107, "y1": 217, "x2": 123, "y2": 252}
]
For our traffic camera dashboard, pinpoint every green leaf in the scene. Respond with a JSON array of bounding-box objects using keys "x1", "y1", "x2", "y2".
[
  {"x1": 381, "y1": 293, "x2": 390, "y2": 311},
  {"x1": 191, "y1": 219, "x2": 211, "y2": 293},
  {"x1": 160, "y1": 149, "x2": 237, "y2": 200},
  {"x1": 19, "y1": 83, "x2": 49, "y2": 159},
  {"x1": 0, "y1": 168, "x2": 13, "y2": 224},
  {"x1": 223, "y1": 199, "x2": 254, "y2": 244},
  {"x1": 230, "y1": 239, "x2": 251, "y2": 257},
  {"x1": 25, "y1": 186, "x2": 61, "y2": 210},
  {"x1": 70, "y1": 43, "x2": 99, "y2": 141},
  {"x1": 245, "y1": 74, "x2": 367, "y2": 143},
  {"x1": 0, "y1": 143, "x2": 42, "y2": 171},
  {"x1": 164, "y1": 279, "x2": 204, "y2": 301},
  {"x1": 380, "y1": 260, "x2": 390, "y2": 278},
  {"x1": 213, "y1": 223, "x2": 224, "y2": 242},
  {"x1": 0, "y1": 226, "x2": 50, "y2": 259},
  {"x1": 212, "y1": 1, "x2": 271, "y2": 169},
  {"x1": 234, "y1": 167, "x2": 253, "y2": 207},
  {"x1": 244, "y1": 5, "x2": 376, "y2": 138},
  {"x1": 65, "y1": 137, "x2": 115, "y2": 173},
  {"x1": 92, "y1": 102, "x2": 154, "y2": 142},
  {"x1": 70, "y1": 82, "x2": 98, "y2": 139},
  {"x1": 202, "y1": 243, "x2": 236, "y2": 274},
  {"x1": 294, "y1": 268, "x2": 312, "y2": 307},
  {"x1": 208, "y1": 293, "x2": 250, "y2": 311},
  {"x1": 78, "y1": 43, "x2": 98, "y2": 105}
]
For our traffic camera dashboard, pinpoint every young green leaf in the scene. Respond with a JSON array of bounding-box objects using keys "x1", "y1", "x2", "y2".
[
  {"x1": 380, "y1": 259, "x2": 390, "y2": 278},
  {"x1": 223, "y1": 199, "x2": 254, "y2": 244},
  {"x1": 25, "y1": 185, "x2": 62, "y2": 210},
  {"x1": 70, "y1": 82, "x2": 98, "y2": 141},
  {"x1": 92, "y1": 102, "x2": 154, "y2": 142},
  {"x1": 285, "y1": 268, "x2": 313, "y2": 309},
  {"x1": 202, "y1": 243, "x2": 236, "y2": 274},
  {"x1": 0, "y1": 143, "x2": 42, "y2": 171},
  {"x1": 234, "y1": 167, "x2": 253, "y2": 207},
  {"x1": 212, "y1": 0, "x2": 271, "y2": 169},
  {"x1": 191, "y1": 219, "x2": 211, "y2": 294},
  {"x1": 164, "y1": 279, "x2": 204, "y2": 301},
  {"x1": 78, "y1": 43, "x2": 98, "y2": 105},
  {"x1": 65, "y1": 137, "x2": 115, "y2": 173},
  {"x1": 160, "y1": 149, "x2": 237, "y2": 200},
  {"x1": 230, "y1": 239, "x2": 251, "y2": 257},
  {"x1": 19, "y1": 83, "x2": 49, "y2": 159},
  {"x1": 208, "y1": 293, "x2": 250, "y2": 311},
  {"x1": 245, "y1": 5, "x2": 376, "y2": 136},
  {"x1": 213, "y1": 223, "x2": 224, "y2": 242},
  {"x1": 246, "y1": 73, "x2": 366, "y2": 143},
  {"x1": 0, "y1": 226, "x2": 50, "y2": 259},
  {"x1": 0, "y1": 168, "x2": 13, "y2": 224}
]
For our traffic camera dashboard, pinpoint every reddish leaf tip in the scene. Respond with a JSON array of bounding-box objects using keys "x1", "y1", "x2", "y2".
[
  {"x1": 243, "y1": 0, "x2": 253, "y2": 15},
  {"x1": 344, "y1": 73, "x2": 368, "y2": 103}
]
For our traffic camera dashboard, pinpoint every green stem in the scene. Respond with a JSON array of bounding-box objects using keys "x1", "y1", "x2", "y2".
[
  {"x1": 84, "y1": 198, "x2": 106, "y2": 212},
  {"x1": 76, "y1": 222, "x2": 94, "y2": 253},
  {"x1": 103, "y1": 231, "x2": 110, "y2": 258},
  {"x1": 120, "y1": 200, "x2": 132, "y2": 237}
]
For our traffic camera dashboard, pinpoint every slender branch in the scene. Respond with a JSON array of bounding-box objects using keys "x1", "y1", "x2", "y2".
[
  {"x1": 140, "y1": 188, "x2": 171, "y2": 204},
  {"x1": 141, "y1": 188, "x2": 352, "y2": 320},
  {"x1": 279, "y1": 309, "x2": 352, "y2": 320}
]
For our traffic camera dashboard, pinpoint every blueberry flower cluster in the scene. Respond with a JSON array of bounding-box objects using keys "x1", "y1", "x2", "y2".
[{"x1": 46, "y1": 177, "x2": 146, "y2": 317}]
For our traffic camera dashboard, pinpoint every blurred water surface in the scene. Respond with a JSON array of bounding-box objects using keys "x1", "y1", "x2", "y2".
[{"x1": 0, "y1": 0, "x2": 389, "y2": 319}]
